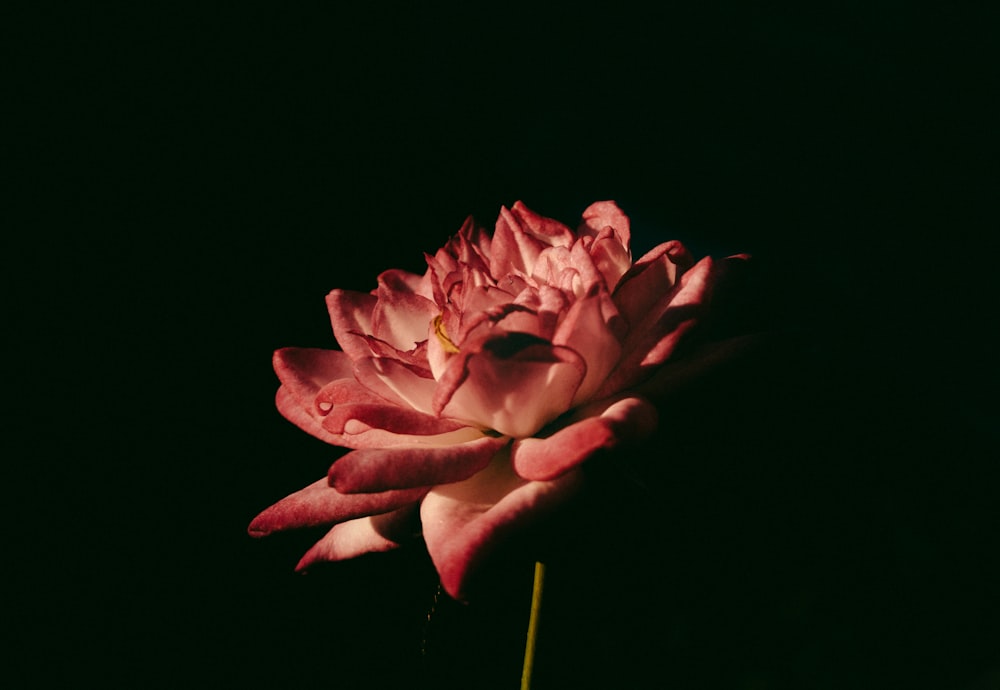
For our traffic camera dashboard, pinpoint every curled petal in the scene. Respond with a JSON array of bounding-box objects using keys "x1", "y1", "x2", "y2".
[
  {"x1": 377, "y1": 268, "x2": 433, "y2": 300},
  {"x1": 579, "y1": 200, "x2": 631, "y2": 248},
  {"x1": 511, "y1": 396, "x2": 658, "y2": 480},
  {"x1": 248, "y1": 478, "x2": 427, "y2": 536},
  {"x1": 589, "y1": 226, "x2": 633, "y2": 291},
  {"x1": 566, "y1": 241, "x2": 604, "y2": 297},
  {"x1": 579, "y1": 201, "x2": 633, "y2": 289},
  {"x1": 329, "y1": 435, "x2": 509, "y2": 493},
  {"x1": 420, "y1": 454, "x2": 584, "y2": 601},
  {"x1": 296, "y1": 506, "x2": 419, "y2": 571},
  {"x1": 509, "y1": 200, "x2": 575, "y2": 247},
  {"x1": 433, "y1": 332, "x2": 586, "y2": 438}
]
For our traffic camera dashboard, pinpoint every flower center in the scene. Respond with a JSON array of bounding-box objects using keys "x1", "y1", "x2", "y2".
[{"x1": 433, "y1": 314, "x2": 460, "y2": 354}]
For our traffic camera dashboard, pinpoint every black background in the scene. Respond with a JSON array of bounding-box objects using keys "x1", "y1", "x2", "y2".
[{"x1": 11, "y1": 4, "x2": 998, "y2": 689}]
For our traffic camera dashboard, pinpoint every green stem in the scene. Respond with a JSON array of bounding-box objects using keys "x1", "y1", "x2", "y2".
[{"x1": 520, "y1": 561, "x2": 546, "y2": 690}]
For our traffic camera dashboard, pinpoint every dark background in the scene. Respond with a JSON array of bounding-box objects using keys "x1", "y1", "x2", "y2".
[{"x1": 12, "y1": 3, "x2": 997, "y2": 689}]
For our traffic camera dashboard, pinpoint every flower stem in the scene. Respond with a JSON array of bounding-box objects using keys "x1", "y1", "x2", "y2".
[{"x1": 520, "y1": 561, "x2": 545, "y2": 690}]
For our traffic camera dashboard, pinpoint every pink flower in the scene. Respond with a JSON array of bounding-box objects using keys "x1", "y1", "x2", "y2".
[{"x1": 249, "y1": 201, "x2": 744, "y2": 600}]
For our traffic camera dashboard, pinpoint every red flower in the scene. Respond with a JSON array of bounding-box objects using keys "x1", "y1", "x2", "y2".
[{"x1": 250, "y1": 201, "x2": 744, "y2": 599}]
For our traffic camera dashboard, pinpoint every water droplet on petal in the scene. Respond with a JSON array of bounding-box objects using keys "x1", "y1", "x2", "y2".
[{"x1": 344, "y1": 419, "x2": 371, "y2": 435}]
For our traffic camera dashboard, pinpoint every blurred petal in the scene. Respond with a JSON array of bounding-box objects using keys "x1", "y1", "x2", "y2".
[
  {"x1": 433, "y1": 332, "x2": 586, "y2": 438},
  {"x1": 248, "y1": 478, "x2": 426, "y2": 536},
  {"x1": 296, "y1": 506, "x2": 419, "y2": 571},
  {"x1": 511, "y1": 396, "x2": 658, "y2": 480},
  {"x1": 421, "y1": 454, "x2": 584, "y2": 600},
  {"x1": 329, "y1": 435, "x2": 509, "y2": 492}
]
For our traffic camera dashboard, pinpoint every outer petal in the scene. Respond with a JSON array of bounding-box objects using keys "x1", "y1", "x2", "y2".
[
  {"x1": 329, "y1": 435, "x2": 509, "y2": 492},
  {"x1": 326, "y1": 289, "x2": 378, "y2": 362},
  {"x1": 511, "y1": 396, "x2": 658, "y2": 480},
  {"x1": 273, "y1": 348, "x2": 357, "y2": 444},
  {"x1": 420, "y1": 452, "x2": 585, "y2": 601},
  {"x1": 320, "y1": 402, "x2": 483, "y2": 448},
  {"x1": 595, "y1": 256, "x2": 715, "y2": 398},
  {"x1": 275, "y1": 387, "x2": 345, "y2": 445},
  {"x1": 273, "y1": 347, "x2": 355, "y2": 402},
  {"x1": 296, "y1": 505, "x2": 419, "y2": 571},
  {"x1": 432, "y1": 332, "x2": 586, "y2": 438},
  {"x1": 613, "y1": 240, "x2": 693, "y2": 327},
  {"x1": 247, "y1": 478, "x2": 427, "y2": 536}
]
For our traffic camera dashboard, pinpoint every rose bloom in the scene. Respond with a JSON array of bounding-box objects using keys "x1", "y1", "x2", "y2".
[{"x1": 250, "y1": 201, "x2": 745, "y2": 600}]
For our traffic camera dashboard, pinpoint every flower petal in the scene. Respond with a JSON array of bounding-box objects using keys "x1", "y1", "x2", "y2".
[
  {"x1": 552, "y1": 292, "x2": 623, "y2": 405},
  {"x1": 578, "y1": 200, "x2": 630, "y2": 248},
  {"x1": 578, "y1": 201, "x2": 633, "y2": 289},
  {"x1": 329, "y1": 435, "x2": 509, "y2": 492},
  {"x1": 296, "y1": 506, "x2": 419, "y2": 571},
  {"x1": 320, "y1": 402, "x2": 482, "y2": 448},
  {"x1": 489, "y1": 205, "x2": 545, "y2": 276},
  {"x1": 432, "y1": 332, "x2": 586, "y2": 438},
  {"x1": 273, "y1": 347, "x2": 355, "y2": 401},
  {"x1": 509, "y1": 200, "x2": 575, "y2": 247},
  {"x1": 623, "y1": 255, "x2": 715, "y2": 369},
  {"x1": 322, "y1": 402, "x2": 466, "y2": 435},
  {"x1": 273, "y1": 348, "x2": 357, "y2": 444},
  {"x1": 370, "y1": 280, "x2": 439, "y2": 351},
  {"x1": 511, "y1": 396, "x2": 658, "y2": 480},
  {"x1": 613, "y1": 240, "x2": 693, "y2": 327},
  {"x1": 352, "y1": 356, "x2": 437, "y2": 414},
  {"x1": 247, "y1": 478, "x2": 427, "y2": 536},
  {"x1": 596, "y1": 256, "x2": 715, "y2": 398},
  {"x1": 275, "y1": 386, "x2": 345, "y2": 445},
  {"x1": 420, "y1": 453, "x2": 584, "y2": 600},
  {"x1": 326, "y1": 289, "x2": 378, "y2": 361}
]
